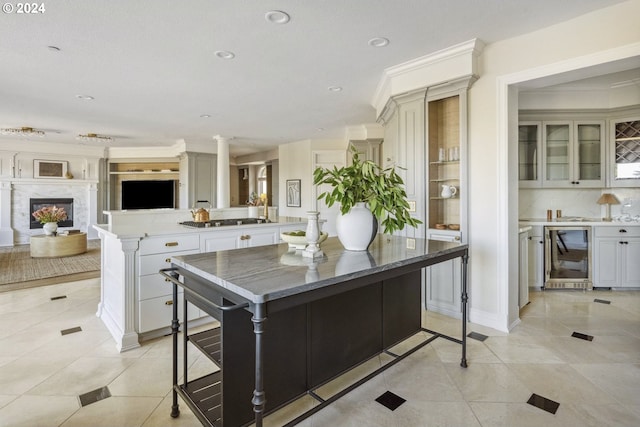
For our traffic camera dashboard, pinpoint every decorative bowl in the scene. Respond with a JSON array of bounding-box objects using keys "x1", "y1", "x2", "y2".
[{"x1": 280, "y1": 230, "x2": 328, "y2": 250}]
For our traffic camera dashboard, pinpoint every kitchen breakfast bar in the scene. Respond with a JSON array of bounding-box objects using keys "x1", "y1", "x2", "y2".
[{"x1": 161, "y1": 235, "x2": 469, "y2": 427}]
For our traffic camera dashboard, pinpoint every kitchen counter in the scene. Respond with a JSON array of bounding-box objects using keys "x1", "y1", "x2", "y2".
[{"x1": 519, "y1": 218, "x2": 640, "y2": 226}]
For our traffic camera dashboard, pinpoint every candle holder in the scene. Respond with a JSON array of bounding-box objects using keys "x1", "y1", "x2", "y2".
[{"x1": 303, "y1": 211, "x2": 323, "y2": 259}]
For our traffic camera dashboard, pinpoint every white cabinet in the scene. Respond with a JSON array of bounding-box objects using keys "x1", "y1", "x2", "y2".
[
  {"x1": 593, "y1": 226, "x2": 640, "y2": 288},
  {"x1": 542, "y1": 121, "x2": 605, "y2": 188},
  {"x1": 610, "y1": 117, "x2": 640, "y2": 188},
  {"x1": 137, "y1": 234, "x2": 202, "y2": 333},
  {"x1": 200, "y1": 227, "x2": 279, "y2": 253},
  {"x1": 527, "y1": 226, "x2": 544, "y2": 289},
  {"x1": 518, "y1": 122, "x2": 542, "y2": 188},
  {"x1": 518, "y1": 229, "x2": 530, "y2": 309}
]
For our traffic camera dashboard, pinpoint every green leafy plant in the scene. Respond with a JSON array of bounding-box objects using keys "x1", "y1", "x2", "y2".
[{"x1": 313, "y1": 146, "x2": 422, "y2": 234}]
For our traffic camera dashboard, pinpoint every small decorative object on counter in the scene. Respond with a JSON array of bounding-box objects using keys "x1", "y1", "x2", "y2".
[
  {"x1": 597, "y1": 193, "x2": 620, "y2": 222},
  {"x1": 260, "y1": 193, "x2": 268, "y2": 219},
  {"x1": 303, "y1": 211, "x2": 323, "y2": 259},
  {"x1": 556, "y1": 210, "x2": 562, "y2": 219},
  {"x1": 547, "y1": 210, "x2": 553, "y2": 221},
  {"x1": 441, "y1": 185, "x2": 457, "y2": 199}
]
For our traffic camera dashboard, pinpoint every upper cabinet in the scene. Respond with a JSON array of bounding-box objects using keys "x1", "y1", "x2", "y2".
[
  {"x1": 519, "y1": 113, "x2": 607, "y2": 188},
  {"x1": 610, "y1": 117, "x2": 640, "y2": 187},
  {"x1": 542, "y1": 120, "x2": 605, "y2": 188}
]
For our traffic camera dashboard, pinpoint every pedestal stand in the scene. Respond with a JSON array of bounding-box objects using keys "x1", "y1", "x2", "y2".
[{"x1": 303, "y1": 211, "x2": 323, "y2": 259}]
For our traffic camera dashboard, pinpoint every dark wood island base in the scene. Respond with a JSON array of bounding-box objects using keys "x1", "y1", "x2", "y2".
[{"x1": 161, "y1": 235, "x2": 468, "y2": 427}]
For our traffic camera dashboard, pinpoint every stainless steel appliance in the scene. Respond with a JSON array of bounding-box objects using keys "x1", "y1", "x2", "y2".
[{"x1": 544, "y1": 226, "x2": 592, "y2": 290}]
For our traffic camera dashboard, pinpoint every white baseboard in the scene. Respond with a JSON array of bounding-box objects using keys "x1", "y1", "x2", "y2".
[{"x1": 469, "y1": 307, "x2": 509, "y2": 333}]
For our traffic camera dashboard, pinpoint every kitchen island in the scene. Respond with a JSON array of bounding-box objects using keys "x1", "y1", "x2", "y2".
[
  {"x1": 164, "y1": 234, "x2": 469, "y2": 427},
  {"x1": 93, "y1": 210, "x2": 307, "y2": 351}
]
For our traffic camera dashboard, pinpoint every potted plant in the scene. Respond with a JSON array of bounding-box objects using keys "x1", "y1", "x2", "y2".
[
  {"x1": 313, "y1": 146, "x2": 421, "y2": 250},
  {"x1": 32, "y1": 205, "x2": 68, "y2": 236}
]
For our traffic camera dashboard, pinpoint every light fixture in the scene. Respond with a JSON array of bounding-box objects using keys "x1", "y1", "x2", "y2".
[
  {"x1": 328, "y1": 86, "x2": 342, "y2": 92},
  {"x1": 0, "y1": 126, "x2": 45, "y2": 137},
  {"x1": 76, "y1": 95, "x2": 94, "y2": 100},
  {"x1": 265, "y1": 10, "x2": 290, "y2": 24},
  {"x1": 76, "y1": 133, "x2": 114, "y2": 143},
  {"x1": 215, "y1": 50, "x2": 235, "y2": 60},
  {"x1": 597, "y1": 193, "x2": 620, "y2": 221},
  {"x1": 368, "y1": 37, "x2": 389, "y2": 47},
  {"x1": 200, "y1": 114, "x2": 211, "y2": 118}
]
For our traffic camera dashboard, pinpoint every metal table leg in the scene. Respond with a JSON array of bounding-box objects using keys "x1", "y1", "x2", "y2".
[{"x1": 251, "y1": 303, "x2": 266, "y2": 427}]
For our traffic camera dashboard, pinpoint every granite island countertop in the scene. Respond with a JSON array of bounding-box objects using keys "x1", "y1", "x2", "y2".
[{"x1": 170, "y1": 234, "x2": 467, "y2": 304}]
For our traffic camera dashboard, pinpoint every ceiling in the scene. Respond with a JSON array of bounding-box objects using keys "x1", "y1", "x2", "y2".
[{"x1": 0, "y1": 0, "x2": 630, "y2": 156}]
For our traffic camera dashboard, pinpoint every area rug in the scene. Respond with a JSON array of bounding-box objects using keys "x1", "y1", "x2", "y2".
[{"x1": 0, "y1": 239, "x2": 101, "y2": 292}]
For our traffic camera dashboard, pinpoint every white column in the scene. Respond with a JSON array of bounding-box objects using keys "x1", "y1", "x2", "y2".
[
  {"x1": 0, "y1": 181, "x2": 15, "y2": 246},
  {"x1": 215, "y1": 135, "x2": 231, "y2": 208}
]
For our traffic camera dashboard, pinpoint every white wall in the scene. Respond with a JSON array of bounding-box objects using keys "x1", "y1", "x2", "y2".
[{"x1": 468, "y1": 0, "x2": 640, "y2": 330}]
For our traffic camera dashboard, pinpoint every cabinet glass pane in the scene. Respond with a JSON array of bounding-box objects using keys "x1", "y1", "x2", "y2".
[
  {"x1": 545, "y1": 124, "x2": 569, "y2": 181},
  {"x1": 614, "y1": 120, "x2": 640, "y2": 180},
  {"x1": 576, "y1": 124, "x2": 601, "y2": 180},
  {"x1": 518, "y1": 124, "x2": 538, "y2": 181}
]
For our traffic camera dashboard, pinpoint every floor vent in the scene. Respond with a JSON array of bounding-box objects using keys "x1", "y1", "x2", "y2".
[
  {"x1": 78, "y1": 386, "x2": 111, "y2": 407},
  {"x1": 594, "y1": 298, "x2": 611, "y2": 304},
  {"x1": 61, "y1": 326, "x2": 82, "y2": 336},
  {"x1": 375, "y1": 391, "x2": 406, "y2": 411},
  {"x1": 51, "y1": 295, "x2": 67, "y2": 301},
  {"x1": 571, "y1": 331, "x2": 593, "y2": 341},
  {"x1": 527, "y1": 393, "x2": 559, "y2": 414},
  {"x1": 467, "y1": 331, "x2": 488, "y2": 342}
]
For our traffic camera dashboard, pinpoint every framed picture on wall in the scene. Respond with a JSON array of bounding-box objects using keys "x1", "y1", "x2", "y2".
[
  {"x1": 34, "y1": 160, "x2": 68, "y2": 179},
  {"x1": 286, "y1": 179, "x2": 301, "y2": 207}
]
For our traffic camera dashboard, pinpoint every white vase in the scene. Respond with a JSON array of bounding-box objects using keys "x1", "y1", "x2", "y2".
[
  {"x1": 335, "y1": 202, "x2": 378, "y2": 251},
  {"x1": 43, "y1": 222, "x2": 58, "y2": 236},
  {"x1": 247, "y1": 206, "x2": 259, "y2": 218}
]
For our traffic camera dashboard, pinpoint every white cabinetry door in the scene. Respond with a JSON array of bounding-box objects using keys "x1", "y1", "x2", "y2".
[
  {"x1": 201, "y1": 230, "x2": 242, "y2": 253},
  {"x1": 242, "y1": 228, "x2": 278, "y2": 247},
  {"x1": 518, "y1": 122, "x2": 542, "y2": 188},
  {"x1": 519, "y1": 230, "x2": 529, "y2": 308},
  {"x1": 610, "y1": 117, "x2": 640, "y2": 187},
  {"x1": 594, "y1": 238, "x2": 619, "y2": 287},
  {"x1": 527, "y1": 227, "x2": 544, "y2": 289},
  {"x1": 593, "y1": 226, "x2": 640, "y2": 288},
  {"x1": 426, "y1": 258, "x2": 461, "y2": 319}
]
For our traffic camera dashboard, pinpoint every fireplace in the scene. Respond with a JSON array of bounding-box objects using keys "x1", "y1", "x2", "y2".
[{"x1": 30, "y1": 198, "x2": 74, "y2": 229}]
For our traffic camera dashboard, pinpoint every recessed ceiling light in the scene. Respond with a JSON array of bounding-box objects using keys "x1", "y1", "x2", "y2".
[
  {"x1": 265, "y1": 10, "x2": 290, "y2": 24},
  {"x1": 368, "y1": 37, "x2": 390, "y2": 47},
  {"x1": 316, "y1": 128, "x2": 324, "y2": 132},
  {"x1": 47, "y1": 45, "x2": 61, "y2": 51},
  {"x1": 200, "y1": 114, "x2": 211, "y2": 118},
  {"x1": 76, "y1": 95, "x2": 94, "y2": 100},
  {"x1": 328, "y1": 86, "x2": 342, "y2": 92},
  {"x1": 215, "y1": 50, "x2": 235, "y2": 60}
]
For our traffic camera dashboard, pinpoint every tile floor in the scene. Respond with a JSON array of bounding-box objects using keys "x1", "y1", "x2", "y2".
[{"x1": 0, "y1": 279, "x2": 639, "y2": 427}]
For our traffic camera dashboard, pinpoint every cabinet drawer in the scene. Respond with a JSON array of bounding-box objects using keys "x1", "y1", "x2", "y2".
[
  {"x1": 139, "y1": 249, "x2": 199, "y2": 276},
  {"x1": 139, "y1": 234, "x2": 200, "y2": 255},
  {"x1": 139, "y1": 274, "x2": 182, "y2": 301},
  {"x1": 139, "y1": 295, "x2": 202, "y2": 333},
  {"x1": 594, "y1": 226, "x2": 640, "y2": 238}
]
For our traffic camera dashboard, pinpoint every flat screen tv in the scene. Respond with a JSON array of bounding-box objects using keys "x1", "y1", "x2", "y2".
[{"x1": 121, "y1": 180, "x2": 176, "y2": 210}]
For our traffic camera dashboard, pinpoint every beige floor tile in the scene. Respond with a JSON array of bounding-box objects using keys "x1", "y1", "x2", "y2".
[
  {"x1": 469, "y1": 401, "x2": 600, "y2": 427},
  {"x1": 0, "y1": 355, "x2": 77, "y2": 395},
  {"x1": 26, "y1": 357, "x2": 135, "y2": 396},
  {"x1": 314, "y1": 354, "x2": 391, "y2": 400},
  {"x1": 108, "y1": 357, "x2": 175, "y2": 397},
  {"x1": 508, "y1": 363, "x2": 618, "y2": 405},
  {"x1": 566, "y1": 402, "x2": 640, "y2": 427},
  {"x1": 509, "y1": 316, "x2": 574, "y2": 336},
  {"x1": 444, "y1": 362, "x2": 531, "y2": 403},
  {"x1": 483, "y1": 335, "x2": 565, "y2": 364},
  {"x1": 0, "y1": 395, "x2": 79, "y2": 427},
  {"x1": 60, "y1": 396, "x2": 161, "y2": 427},
  {"x1": 383, "y1": 346, "x2": 464, "y2": 403},
  {"x1": 0, "y1": 394, "x2": 18, "y2": 410},
  {"x1": 571, "y1": 363, "x2": 640, "y2": 406},
  {"x1": 397, "y1": 401, "x2": 482, "y2": 427},
  {"x1": 141, "y1": 394, "x2": 201, "y2": 427},
  {"x1": 431, "y1": 336, "x2": 501, "y2": 364},
  {"x1": 260, "y1": 394, "x2": 317, "y2": 427},
  {"x1": 310, "y1": 396, "x2": 399, "y2": 427}
]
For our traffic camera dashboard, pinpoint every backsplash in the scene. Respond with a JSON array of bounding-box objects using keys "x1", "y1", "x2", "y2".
[{"x1": 519, "y1": 188, "x2": 640, "y2": 220}]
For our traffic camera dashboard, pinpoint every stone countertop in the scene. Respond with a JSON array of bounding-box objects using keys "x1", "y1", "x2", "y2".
[
  {"x1": 170, "y1": 235, "x2": 467, "y2": 304},
  {"x1": 92, "y1": 216, "x2": 307, "y2": 240},
  {"x1": 519, "y1": 218, "x2": 640, "y2": 226}
]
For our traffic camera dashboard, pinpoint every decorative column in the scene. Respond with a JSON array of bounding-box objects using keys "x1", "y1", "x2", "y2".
[
  {"x1": 215, "y1": 135, "x2": 231, "y2": 208},
  {"x1": 0, "y1": 181, "x2": 14, "y2": 246}
]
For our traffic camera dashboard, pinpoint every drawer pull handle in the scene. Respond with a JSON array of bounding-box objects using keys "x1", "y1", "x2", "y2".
[
  {"x1": 165, "y1": 300, "x2": 173, "y2": 305},
  {"x1": 165, "y1": 278, "x2": 170, "y2": 282},
  {"x1": 165, "y1": 258, "x2": 171, "y2": 263},
  {"x1": 165, "y1": 242, "x2": 179, "y2": 247},
  {"x1": 619, "y1": 229, "x2": 627, "y2": 233}
]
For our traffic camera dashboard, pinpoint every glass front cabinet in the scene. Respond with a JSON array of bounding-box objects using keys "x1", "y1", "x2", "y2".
[{"x1": 518, "y1": 120, "x2": 605, "y2": 188}]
